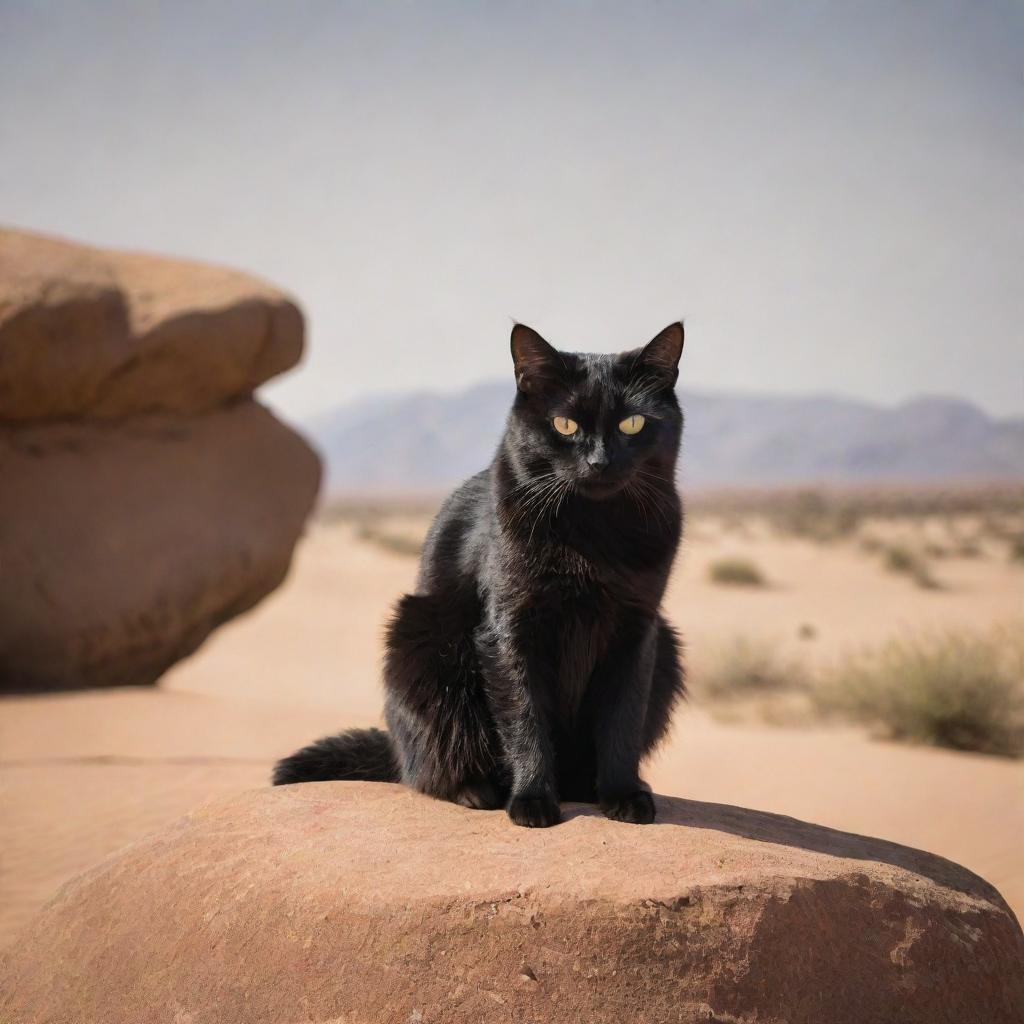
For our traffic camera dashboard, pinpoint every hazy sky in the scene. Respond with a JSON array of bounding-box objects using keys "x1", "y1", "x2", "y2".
[{"x1": 2, "y1": 1, "x2": 1021, "y2": 419}]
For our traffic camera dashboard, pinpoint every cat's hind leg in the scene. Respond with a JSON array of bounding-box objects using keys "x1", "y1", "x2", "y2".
[
  {"x1": 453, "y1": 776, "x2": 505, "y2": 810},
  {"x1": 383, "y1": 589, "x2": 504, "y2": 808},
  {"x1": 641, "y1": 616, "x2": 686, "y2": 756}
]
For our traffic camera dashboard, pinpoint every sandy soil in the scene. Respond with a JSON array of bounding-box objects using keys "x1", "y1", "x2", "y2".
[{"x1": 2, "y1": 518, "x2": 1022, "y2": 945}]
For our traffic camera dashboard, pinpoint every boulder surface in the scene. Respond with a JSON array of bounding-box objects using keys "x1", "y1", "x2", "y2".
[
  {"x1": 2, "y1": 783, "x2": 1021, "y2": 1023},
  {"x1": 0, "y1": 227, "x2": 320, "y2": 689},
  {"x1": 0, "y1": 402, "x2": 319, "y2": 689},
  {"x1": 0, "y1": 228, "x2": 302, "y2": 421}
]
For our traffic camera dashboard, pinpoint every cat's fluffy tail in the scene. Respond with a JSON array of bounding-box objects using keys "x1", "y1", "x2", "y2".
[{"x1": 272, "y1": 727, "x2": 400, "y2": 785}]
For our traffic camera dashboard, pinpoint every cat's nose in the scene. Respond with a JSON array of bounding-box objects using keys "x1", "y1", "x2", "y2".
[{"x1": 586, "y1": 447, "x2": 609, "y2": 471}]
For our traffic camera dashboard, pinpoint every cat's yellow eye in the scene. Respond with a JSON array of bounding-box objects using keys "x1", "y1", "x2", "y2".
[
  {"x1": 552, "y1": 416, "x2": 578, "y2": 436},
  {"x1": 619, "y1": 414, "x2": 646, "y2": 435}
]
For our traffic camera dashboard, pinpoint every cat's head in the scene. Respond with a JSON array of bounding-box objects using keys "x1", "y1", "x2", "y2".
[{"x1": 506, "y1": 322, "x2": 683, "y2": 500}]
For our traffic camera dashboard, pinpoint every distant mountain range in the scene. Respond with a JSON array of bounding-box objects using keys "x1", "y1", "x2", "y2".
[{"x1": 307, "y1": 382, "x2": 1024, "y2": 494}]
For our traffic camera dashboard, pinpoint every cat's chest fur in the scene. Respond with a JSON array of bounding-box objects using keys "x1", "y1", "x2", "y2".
[
  {"x1": 519, "y1": 548, "x2": 625, "y2": 716},
  {"x1": 533, "y1": 525, "x2": 670, "y2": 609}
]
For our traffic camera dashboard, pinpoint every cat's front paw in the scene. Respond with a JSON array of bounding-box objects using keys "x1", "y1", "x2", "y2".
[
  {"x1": 507, "y1": 794, "x2": 561, "y2": 828},
  {"x1": 601, "y1": 790, "x2": 656, "y2": 824}
]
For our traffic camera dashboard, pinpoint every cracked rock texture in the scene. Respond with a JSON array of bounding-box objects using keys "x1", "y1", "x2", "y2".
[
  {"x1": 2, "y1": 783, "x2": 1021, "y2": 1023},
  {"x1": 0, "y1": 228, "x2": 320, "y2": 690}
]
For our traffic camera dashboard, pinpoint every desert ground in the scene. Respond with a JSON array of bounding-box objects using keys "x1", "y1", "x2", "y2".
[{"x1": 2, "y1": 494, "x2": 1023, "y2": 945}]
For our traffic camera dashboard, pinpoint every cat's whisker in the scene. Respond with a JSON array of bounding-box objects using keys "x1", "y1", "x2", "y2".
[
  {"x1": 505, "y1": 472, "x2": 561, "y2": 511},
  {"x1": 628, "y1": 479, "x2": 662, "y2": 532},
  {"x1": 554, "y1": 478, "x2": 574, "y2": 519},
  {"x1": 525, "y1": 477, "x2": 568, "y2": 545},
  {"x1": 624, "y1": 480, "x2": 652, "y2": 531},
  {"x1": 509, "y1": 475, "x2": 566, "y2": 534},
  {"x1": 525, "y1": 475, "x2": 574, "y2": 546},
  {"x1": 628, "y1": 474, "x2": 673, "y2": 531},
  {"x1": 640, "y1": 477, "x2": 674, "y2": 528},
  {"x1": 516, "y1": 474, "x2": 564, "y2": 514}
]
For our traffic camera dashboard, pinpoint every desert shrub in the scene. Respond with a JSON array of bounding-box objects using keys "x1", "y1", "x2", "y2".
[
  {"x1": 687, "y1": 486, "x2": 1024, "y2": 545},
  {"x1": 1008, "y1": 536, "x2": 1024, "y2": 563},
  {"x1": 814, "y1": 630, "x2": 1024, "y2": 757},
  {"x1": 883, "y1": 544, "x2": 915, "y2": 573},
  {"x1": 698, "y1": 636, "x2": 806, "y2": 700},
  {"x1": 708, "y1": 557, "x2": 766, "y2": 586},
  {"x1": 882, "y1": 544, "x2": 941, "y2": 590},
  {"x1": 716, "y1": 486, "x2": 1018, "y2": 519},
  {"x1": 768, "y1": 489, "x2": 862, "y2": 542},
  {"x1": 912, "y1": 566, "x2": 942, "y2": 590},
  {"x1": 980, "y1": 516, "x2": 1024, "y2": 552},
  {"x1": 954, "y1": 539, "x2": 984, "y2": 559}
]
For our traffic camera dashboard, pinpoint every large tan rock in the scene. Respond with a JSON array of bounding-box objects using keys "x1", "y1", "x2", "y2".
[
  {"x1": 0, "y1": 228, "x2": 302, "y2": 421},
  {"x1": 0, "y1": 402, "x2": 319, "y2": 690},
  {"x1": 2, "y1": 783, "x2": 1021, "y2": 1023},
  {"x1": 0, "y1": 227, "x2": 320, "y2": 689}
]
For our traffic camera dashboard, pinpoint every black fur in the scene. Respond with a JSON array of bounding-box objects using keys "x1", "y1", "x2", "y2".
[
  {"x1": 274, "y1": 322, "x2": 687, "y2": 827},
  {"x1": 272, "y1": 728, "x2": 399, "y2": 784}
]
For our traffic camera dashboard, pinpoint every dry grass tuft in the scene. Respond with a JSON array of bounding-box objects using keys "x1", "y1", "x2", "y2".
[
  {"x1": 768, "y1": 490, "x2": 863, "y2": 542},
  {"x1": 881, "y1": 544, "x2": 941, "y2": 590},
  {"x1": 708, "y1": 557, "x2": 766, "y2": 587},
  {"x1": 814, "y1": 628, "x2": 1024, "y2": 757},
  {"x1": 688, "y1": 484, "x2": 1024, "y2": 549},
  {"x1": 697, "y1": 636, "x2": 806, "y2": 700}
]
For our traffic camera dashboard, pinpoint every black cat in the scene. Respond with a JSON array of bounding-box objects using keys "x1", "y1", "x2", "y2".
[{"x1": 274, "y1": 323, "x2": 686, "y2": 827}]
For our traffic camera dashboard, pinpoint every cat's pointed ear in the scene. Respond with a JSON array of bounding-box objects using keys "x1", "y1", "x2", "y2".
[
  {"x1": 511, "y1": 324, "x2": 565, "y2": 393},
  {"x1": 634, "y1": 322, "x2": 684, "y2": 386}
]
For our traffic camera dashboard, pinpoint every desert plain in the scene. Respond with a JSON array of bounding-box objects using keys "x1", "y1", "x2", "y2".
[{"x1": 2, "y1": 492, "x2": 1022, "y2": 946}]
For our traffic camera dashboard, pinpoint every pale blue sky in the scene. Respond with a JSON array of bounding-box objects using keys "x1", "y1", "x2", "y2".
[{"x1": 2, "y1": 1, "x2": 1021, "y2": 418}]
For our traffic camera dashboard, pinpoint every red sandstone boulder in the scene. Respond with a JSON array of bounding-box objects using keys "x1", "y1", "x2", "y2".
[{"x1": 2, "y1": 783, "x2": 1021, "y2": 1023}]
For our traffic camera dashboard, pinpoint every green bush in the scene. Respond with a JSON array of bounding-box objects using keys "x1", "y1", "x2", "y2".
[
  {"x1": 814, "y1": 630, "x2": 1024, "y2": 757},
  {"x1": 708, "y1": 557, "x2": 766, "y2": 587}
]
